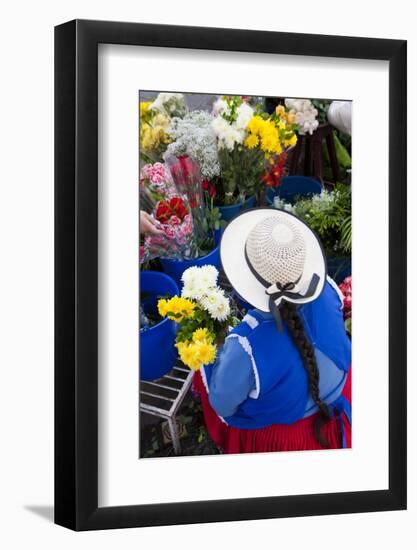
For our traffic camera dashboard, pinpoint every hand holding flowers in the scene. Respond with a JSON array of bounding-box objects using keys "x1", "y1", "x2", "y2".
[{"x1": 140, "y1": 162, "x2": 198, "y2": 261}]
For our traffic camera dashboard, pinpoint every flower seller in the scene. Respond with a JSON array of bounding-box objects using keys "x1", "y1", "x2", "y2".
[{"x1": 194, "y1": 207, "x2": 351, "y2": 453}]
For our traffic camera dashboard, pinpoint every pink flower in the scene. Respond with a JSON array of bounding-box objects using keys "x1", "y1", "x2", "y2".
[
  {"x1": 141, "y1": 162, "x2": 167, "y2": 186},
  {"x1": 163, "y1": 226, "x2": 175, "y2": 239},
  {"x1": 169, "y1": 215, "x2": 181, "y2": 225}
]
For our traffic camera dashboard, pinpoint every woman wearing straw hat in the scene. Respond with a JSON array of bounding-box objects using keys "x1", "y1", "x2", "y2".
[{"x1": 194, "y1": 208, "x2": 351, "y2": 453}]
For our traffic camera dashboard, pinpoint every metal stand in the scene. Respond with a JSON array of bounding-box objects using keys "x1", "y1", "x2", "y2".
[{"x1": 140, "y1": 364, "x2": 193, "y2": 455}]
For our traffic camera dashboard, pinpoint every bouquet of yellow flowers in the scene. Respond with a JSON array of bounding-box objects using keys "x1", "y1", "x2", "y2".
[
  {"x1": 245, "y1": 105, "x2": 298, "y2": 158},
  {"x1": 140, "y1": 94, "x2": 188, "y2": 164},
  {"x1": 211, "y1": 96, "x2": 298, "y2": 203},
  {"x1": 140, "y1": 101, "x2": 171, "y2": 163},
  {"x1": 157, "y1": 265, "x2": 233, "y2": 371}
]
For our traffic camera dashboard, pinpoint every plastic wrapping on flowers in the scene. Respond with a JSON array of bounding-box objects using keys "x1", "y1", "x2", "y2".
[{"x1": 140, "y1": 162, "x2": 199, "y2": 261}]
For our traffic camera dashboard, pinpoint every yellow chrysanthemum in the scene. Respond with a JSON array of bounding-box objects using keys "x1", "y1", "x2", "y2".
[
  {"x1": 260, "y1": 129, "x2": 281, "y2": 154},
  {"x1": 140, "y1": 101, "x2": 152, "y2": 118},
  {"x1": 140, "y1": 118, "x2": 171, "y2": 152},
  {"x1": 175, "y1": 339, "x2": 217, "y2": 371},
  {"x1": 157, "y1": 299, "x2": 169, "y2": 317},
  {"x1": 159, "y1": 296, "x2": 195, "y2": 322},
  {"x1": 244, "y1": 133, "x2": 259, "y2": 149},
  {"x1": 196, "y1": 341, "x2": 217, "y2": 365},
  {"x1": 246, "y1": 115, "x2": 265, "y2": 135},
  {"x1": 175, "y1": 341, "x2": 188, "y2": 353},
  {"x1": 284, "y1": 134, "x2": 298, "y2": 147},
  {"x1": 192, "y1": 328, "x2": 213, "y2": 343},
  {"x1": 176, "y1": 341, "x2": 201, "y2": 370}
]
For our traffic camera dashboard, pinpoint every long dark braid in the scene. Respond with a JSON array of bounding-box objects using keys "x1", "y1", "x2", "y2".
[{"x1": 280, "y1": 301, "x2": 331, "y2": 448}]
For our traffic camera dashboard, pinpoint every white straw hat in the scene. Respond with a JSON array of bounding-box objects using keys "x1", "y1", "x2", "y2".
[{"x1": 220, "y1": 208, "x2": 327, "y2": 313}]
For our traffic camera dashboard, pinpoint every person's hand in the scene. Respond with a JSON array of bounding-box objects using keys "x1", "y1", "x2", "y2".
[{"x1": 140, "y1": 211, "x2": 164, "y2": 235}]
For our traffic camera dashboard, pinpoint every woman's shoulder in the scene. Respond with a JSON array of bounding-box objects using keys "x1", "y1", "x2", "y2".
[{"x1": 311, "y1": 277, "x2": 344, "y2": 313}]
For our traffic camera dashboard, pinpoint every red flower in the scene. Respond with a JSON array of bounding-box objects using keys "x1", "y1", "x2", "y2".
[
  {"x1": 169, "y1": 196, "x2": 188, "y2": 219},
  {"x1": 262, "y1": 153, "x2": 288, "y2": 188},
  {"x1": 338, "y1": 275, "x2": 352, "y2": 320},
  {"x1": 155, "y1": 201, "x2": 172, "y2": 223},
  {"x1": 261, "y1": 173, "x2": 275, "y2": 188},
  {"x1": 208, "y1": 183, "x2": 216, "y2": 198},
  {"x1": 155, "y1": 196, "x2": 188, "y2": 223}
]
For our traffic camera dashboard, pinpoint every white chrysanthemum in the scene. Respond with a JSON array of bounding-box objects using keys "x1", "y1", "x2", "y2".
[
  {"x1": 198, "y1": 265, "x2": 219, "y2": 289},
  {"x1": 211, "y1": 115, "x2": 229, "y2": 137},
  {"x1": 181, "y1": 266, "x2": 201, "y2": 299},
  {"x1": 235, "y1": 102, "x2": 254, "y2": 130},
  {"x1": 181, "y1": 265, "x2": 219, "y2": 299},
  {"x1": 201, "y1": 289, "x2": 231, "y2": 321},
  {"x1": 212, "y1": 98, "x2": 228, "y2": 116}
]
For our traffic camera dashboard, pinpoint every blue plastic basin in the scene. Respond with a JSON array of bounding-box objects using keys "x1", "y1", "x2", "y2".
[
  {"x1": 160, "y1": 245, "x2": 221, "y2": 288},
  {"x1": 218, "y1": 195, "x2": 256, "y2": 222},
  {"x1": 140, "y1": 271, "x2": 179, "y2": 381}
]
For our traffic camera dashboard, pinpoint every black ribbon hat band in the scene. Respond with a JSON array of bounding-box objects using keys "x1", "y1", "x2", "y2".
[{"x1": 244, "y1": 244, "x2": 320, "y2": 331}]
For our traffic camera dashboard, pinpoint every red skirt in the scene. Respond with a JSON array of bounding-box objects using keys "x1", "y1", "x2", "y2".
[{"x1": 193, "y1": 368, "x2": 351, "y2": 454}]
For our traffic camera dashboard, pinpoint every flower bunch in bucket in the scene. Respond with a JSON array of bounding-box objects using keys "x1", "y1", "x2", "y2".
[
  {"x1": 245, "y1": 104, "x2": 298, "y2": 193},
  {"x1": 139, "y1": 93, "x2": 187, "y2": 164},
  {"x1": 164, "y1": 154, "x2": 211, "y2": 249},
  {"x1": 211, "y1": 95, "x2": 260, "y2": 205},
  {"x1": 211, "y1": 96, "x2": 298, "y2": 204},
  {"x1": 157, "y1": 266, "x2": 233, "y2": 371},
  {"x1": 140, "y1": 162, "x2": 198, "y2": 261},
  {"x1": 284, "y1": 98, "x2": 319, "y2": 135}
]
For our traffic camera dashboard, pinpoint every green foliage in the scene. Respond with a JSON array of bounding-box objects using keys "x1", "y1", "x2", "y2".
[
  {"x1": 175, "y1": 305, "x2": 231, "y2": 346},
  {"x1": 220, "y1": 95, "x2": 244, "y2": 123},
  {"x1": 275, "y1": 183, "x2": 351, "y2": 256},
  {"x1": 218, "y1": 145, "x2": 264, "y2": 204},
  {"x1": 311, "y1": 99, "x2": 331, "y2": 124},
  {"x1": 340, "y1": 215, "x2": 352, "y2": 253},
  {"x1": 197, "y1": 204, "x2": 225, "y2": 254},
  {"x1": 333, "y1": 132, "x2": 351, "y2": 169}
]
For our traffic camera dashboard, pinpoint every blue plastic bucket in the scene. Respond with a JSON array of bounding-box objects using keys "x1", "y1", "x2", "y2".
[
  {"x1": 160, "y1": 244, "x2": 221, "y2": 288},
  {"x1": 218, "y1": 195, "x2": 256, "y2": 222},
  {"x1": 266, "y1": 176, "x2": 322, "y2": 206},
  {"x1": 140, "y1": 271, "x2": 179, "y2": 381}
]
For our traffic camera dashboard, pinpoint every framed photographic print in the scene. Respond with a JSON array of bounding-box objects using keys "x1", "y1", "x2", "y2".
[{"x1": 55, "y1": 19, "x2": 407, "y2": 530}]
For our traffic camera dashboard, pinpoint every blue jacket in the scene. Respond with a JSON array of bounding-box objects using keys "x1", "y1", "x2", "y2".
[{"x1": 201, "y1": 279, "x2": 351, "y2": 430}]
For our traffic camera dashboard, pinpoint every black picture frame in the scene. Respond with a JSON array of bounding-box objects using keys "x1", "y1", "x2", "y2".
[{"x1": 55, "y1": 19, "x2": 407, "y2": 531}]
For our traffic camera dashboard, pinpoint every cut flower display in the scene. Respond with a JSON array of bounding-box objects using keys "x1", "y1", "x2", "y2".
[
  {"x1": 140, "y1": 162, "x2": 198, "y2": 261},
  {"x1": 285, "y1": 98, "x2": 319, "y2": 136},
  {"x1": 157, "y1": 266, "x2": 233, "y2": 371},
  {"x1": 211, "y1": 96, "x2": 297, "y2": 204}
]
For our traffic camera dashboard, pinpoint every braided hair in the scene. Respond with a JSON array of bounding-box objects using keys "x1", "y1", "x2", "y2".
[{"x1": 279, "y1": 301, "x2": 331, "y2": 448}]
